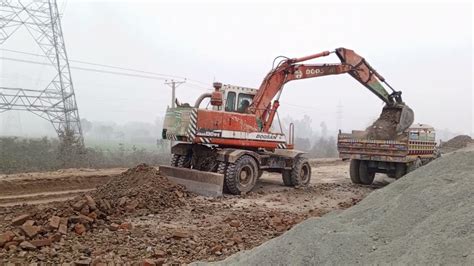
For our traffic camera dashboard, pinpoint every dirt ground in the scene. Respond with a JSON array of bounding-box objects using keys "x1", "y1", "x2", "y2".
[{"x1": 0, "y1": 159, "x2": 387, "y2": 264}]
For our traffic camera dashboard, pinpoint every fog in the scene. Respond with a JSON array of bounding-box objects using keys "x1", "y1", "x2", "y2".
[{"x1": 1, "y1": 0, "x2": 472, "y2": 142}]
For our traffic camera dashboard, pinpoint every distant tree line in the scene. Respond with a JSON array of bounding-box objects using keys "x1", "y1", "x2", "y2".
[
  {"x1": 282, "y1": 115, "x2": 338, "y2": 158},
  {"x1": 0, "y1": 136, "x2": 170, "y2": 174}
]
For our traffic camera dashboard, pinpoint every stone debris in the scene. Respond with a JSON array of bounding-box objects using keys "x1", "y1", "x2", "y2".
[{"x1": 0, "y1": 163, "x2": 370, "y2": 264}]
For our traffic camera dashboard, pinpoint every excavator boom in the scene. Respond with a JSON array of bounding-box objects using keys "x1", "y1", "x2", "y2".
[{"x1": 250, "y1": 47, "x2": 414, "y2": 134}]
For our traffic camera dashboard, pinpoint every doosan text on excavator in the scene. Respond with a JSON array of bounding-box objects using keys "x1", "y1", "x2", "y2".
[{"x1": 160, "y1": 47, "x2": 414, "y2": 196}]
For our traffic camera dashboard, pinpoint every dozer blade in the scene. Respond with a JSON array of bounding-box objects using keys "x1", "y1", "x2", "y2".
[{"x1": 159, "y1": 165, "x2": 224, "y2": 197}]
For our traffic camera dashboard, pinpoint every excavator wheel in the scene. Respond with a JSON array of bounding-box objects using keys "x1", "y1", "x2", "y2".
[
  {"x1": 289, "y1": 157, "x2": 311, "y2": 187},
  {"x1": 359, "y1": 160, "x2": 375, "y2": 185},
  {"x1": 224, "y1": 155, "x2": 258, "y2": 195},
  {"x1": 170, "y1": 154, "x2": 181, "y2": 167},
  {"x1": 177, "y1": 155, "x2": 191, "y2": 168},
  {"x1": 349, "y1": 159, "x2": 362, "y2": 184},
  {"x1": 282, "y1": 170, "x2": 293, "y2": 186},
  {"x1": 217, "y1": 162, "x2": 230, "y2": 193}
]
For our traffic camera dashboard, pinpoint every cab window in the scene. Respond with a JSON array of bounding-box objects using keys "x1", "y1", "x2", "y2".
[
  {"x1": 225, "y1": 92, "x2": 236, "y2": 112},
  {"x1": 237, "y1": 93, "x2": 253, "y2": 113}
]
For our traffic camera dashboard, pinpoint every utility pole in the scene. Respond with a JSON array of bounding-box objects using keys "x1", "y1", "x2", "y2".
[
  {"x1": 336, "y1": 101, "x2": 343, "y2": 131},
  {"x1": 165, "y1": 79, "x2": 186, "y2": 108},
  {"x1": 164, "y1": 79, "x2": 185, "y2": 151}
]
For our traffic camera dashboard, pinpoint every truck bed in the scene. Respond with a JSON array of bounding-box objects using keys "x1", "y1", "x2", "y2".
[{"x1": 337, "y1": 132, "x2": 410, "y2": 163}]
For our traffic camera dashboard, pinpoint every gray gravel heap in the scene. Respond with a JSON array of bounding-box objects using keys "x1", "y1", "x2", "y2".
[{"x1": 215, "y1": 148, "x2": 474, "y2": 265}]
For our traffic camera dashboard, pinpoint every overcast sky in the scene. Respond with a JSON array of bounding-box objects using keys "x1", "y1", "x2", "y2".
[{"x1": 1, "y1": 0, "x2": 472, "y2": 137}]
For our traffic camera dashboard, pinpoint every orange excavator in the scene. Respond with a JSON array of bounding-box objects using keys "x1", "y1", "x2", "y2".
[{"x1": 160, "y1": 48, "x2": 414, "y2": 196}]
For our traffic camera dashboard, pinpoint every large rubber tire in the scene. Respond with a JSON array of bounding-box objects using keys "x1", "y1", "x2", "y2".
[
  {"x1": 282, "y1": 170, "x2": 293, "y2": 186},
  {"x1": 290, "y1": 157, "x2": 311, "y2": 187},
  {"x1": 217, "y1": 162, "x2": 230, "y2": 193},
  {"x1": 176, "y1": 155, "x2": 191, "y2": 168},
  {"x1": 359, "y1": 160, "x2": 375, "y2": 185},
  {"x1": 224, "y1": 155, "x2": 258, "y2": 195},
  {"x1": 170, "y1": 154, "x2": 180, "y2": 167},
  {"x1": 349, "y1": 159, "x2": 362, "y2": 184},
  {"x1": 395, "y1": 163, "x2": 406, "y2": 178}
]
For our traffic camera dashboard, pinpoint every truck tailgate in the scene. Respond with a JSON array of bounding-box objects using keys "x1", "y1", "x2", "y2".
[{"x1": 337, "y1": 133, "x2": 409, "y2": 162}]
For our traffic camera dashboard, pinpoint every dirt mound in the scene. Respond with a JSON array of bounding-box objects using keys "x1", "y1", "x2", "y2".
[
  {"x1": 440, "y1": 135, "x2": 473, "y2": 153},
  {"x1": 216, "y1": 148, "x2": 474, "y2": 265},
  {"x1": 93, "y1": 163, "x2": 190, "y2": 214},
  {"x1": 366, "y1": 108, "x2": 401, "y2": 140}
]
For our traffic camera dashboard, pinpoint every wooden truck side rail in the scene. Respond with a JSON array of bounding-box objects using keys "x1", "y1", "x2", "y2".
[{"x1": 337, "y1": 133, "x2": 410, "y2": 163}]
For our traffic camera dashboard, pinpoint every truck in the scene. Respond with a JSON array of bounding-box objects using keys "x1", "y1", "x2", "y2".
[
  {"x1": 337, "y1": 123, "x2": 439, "y2": 185},
  {"x1": 160, "y1": 47, "x2": 414, "y2": 196}
]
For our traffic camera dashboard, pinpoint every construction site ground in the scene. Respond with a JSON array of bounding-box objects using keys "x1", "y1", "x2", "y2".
[{"x1": 0, "y1": 159, "x2": 385, "y2": 264}]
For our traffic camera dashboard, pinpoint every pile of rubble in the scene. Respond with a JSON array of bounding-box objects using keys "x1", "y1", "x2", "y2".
[
  {"x1": 93, "y1": 163, "x2": 190, "y2": 215},
  {"x1": 0, "y1": 164, "x2": 191, "y2": 257}
]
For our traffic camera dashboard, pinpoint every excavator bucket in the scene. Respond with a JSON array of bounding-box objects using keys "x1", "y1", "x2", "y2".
[
  {"x1": 367, "y1": 104, "x2": 414, "y2": 139},
  {"x1": 159, "y1": 165, "x2": 225, "y2": 197},
  {"x1": 396, "y1": 104, "x2": 415, "y2": 133}
]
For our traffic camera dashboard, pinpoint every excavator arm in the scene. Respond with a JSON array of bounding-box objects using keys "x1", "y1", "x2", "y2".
[{"x1": 249, "y1": 47, "x2": 413, "y2": 133}]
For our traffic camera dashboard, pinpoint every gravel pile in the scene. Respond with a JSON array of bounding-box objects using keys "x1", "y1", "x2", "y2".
[
  {"x1": 216, "y1": 147, "x2": 474, "y2": 265},
  {"x1": 440, "y1": 135, "x2": 473, "y2": 153}
]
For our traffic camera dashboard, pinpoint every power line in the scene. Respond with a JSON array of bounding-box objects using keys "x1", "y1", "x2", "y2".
[{"x1": 0, "y1": 48, "x2": 210, "y2": 86}]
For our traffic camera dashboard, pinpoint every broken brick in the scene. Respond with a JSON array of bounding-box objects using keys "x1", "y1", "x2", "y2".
[
  {"x1": 108, "y1": 223, "x2": 119, "y2": 231},
  {"x1": 19, "y1": 241, "x2": 36, "y2": 251},
  {"x1": 141, "y1": 259, "x2": 156, "y2": 266},
  {"x1": 119, "y1": 222, "x2": 133, "y2": 230},
  {"x1": 48, "y1": 216, "x2": 61, "y2": 229},
  {"x1": 80, "y1": 205, "x2": 90, "y2": 216},
  {"x1": 87, "y1": 211, "x2": 98, "y2": 221},
  {"x1": 85, "y1": 194, "x2": 97, "y2": 210},
  {"x1": 21, "y1": 224, "x2": 40, "y2": 238},
  {"x1": 11, "y1": 214, "x2": 30, "y2": 226},
  {"x1": 0, "y1": 231, "x2": 15, "y2": 247},
  {"x1": 30, "y1": 238, "x2": 52, "y2": 247},
  {"x1": 4, "y1": 241, "x2": 19, "y2": 249},
  {"x1": 22, "y1": 220, "x2": 35, "y2": 227},
  {"x1": 171, "y1": 229, "x2": 190, "y2": 239},
  {"x1": 74, "y1": 224, "x2": 86, "y2": 235},
  {"x1": 58, "y1": 224, "x2": 68, "y2": 235},
  {"x1": 72, "y1": 199, "x2": 87, "y2": 211},
  {"x1": 69, "y1": 215, "x2": 93, "y2": 224}
]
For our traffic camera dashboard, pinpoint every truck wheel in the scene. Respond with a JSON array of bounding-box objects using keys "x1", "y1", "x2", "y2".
[
  {"x1": 225, "y1": 155, "x2": 258, "y2": 195},
  {"x1": 359, "y1": 160, "x2": 375, "y2": 185},
  {"x1": 290, "y1": 157, "x2": 311, "y2": 187},
  {"x1": 170, "y1": 154, "x2": 180, "y2": 167},
  {"x1": 395, "y1": 163, "x2": 406, "y2": 178},
  {"x1": 350, "y1": 159, "x2": 362, "y2": 184},
  {"x1": 407, "y1": 158, "x2": 422, "y2": 173},
  {"x1": 282, "y1": 170, "x2": 293, "y2": 186}
]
